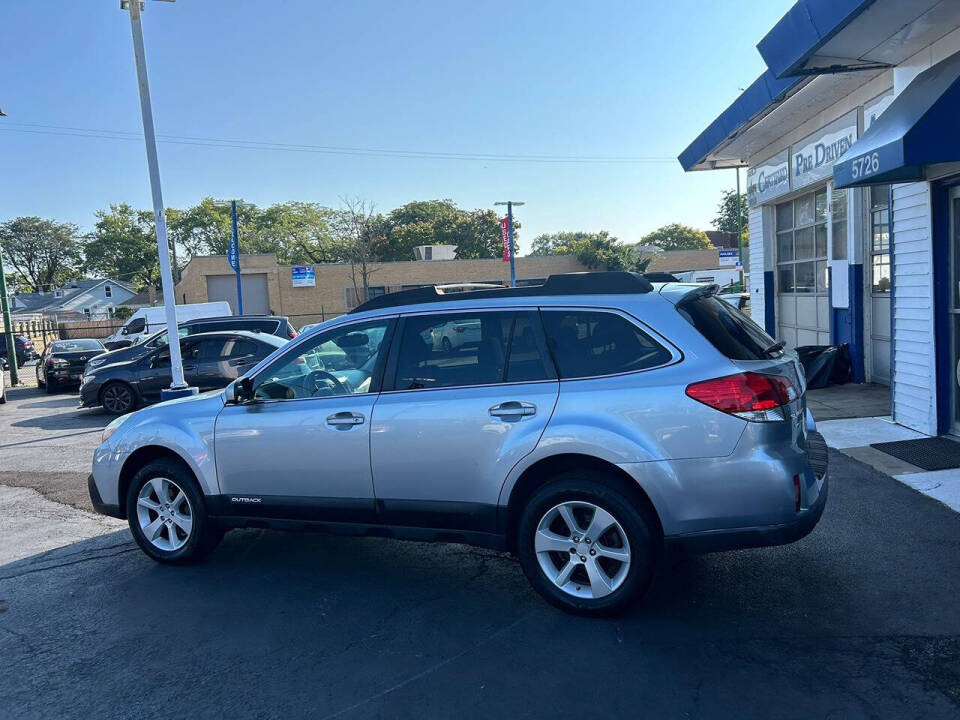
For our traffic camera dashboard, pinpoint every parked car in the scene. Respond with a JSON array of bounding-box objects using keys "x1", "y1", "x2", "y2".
[
  {"x1": 87, "y1": 272, "x2": 827, "y2": 616},
  {"x1": 85, "y1": 315, "x2": 296, "y2": 375},
  {"x1": 103, "y1": 301, "x2": 232, "y2": 349},
  {"x1": 0, "y1": 334, "x2": 38, "y2": 368},
  {"x1": 37, "y1": 339, "x2": 107, "y2": 393},
  {"x1": 80, "y1": 330, "x2": 287, "y2": 414},
  {"x1": 430, "y1": 317, "x2": 481, "y2": 352}
]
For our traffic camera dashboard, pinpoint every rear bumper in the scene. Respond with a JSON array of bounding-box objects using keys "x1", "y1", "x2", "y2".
[
  {"x1": 88, "y1": 473, "x2": 122, "y2": 518},
  {"x1": 667, "y1": 469, "x2": 828, "y2": 554}
]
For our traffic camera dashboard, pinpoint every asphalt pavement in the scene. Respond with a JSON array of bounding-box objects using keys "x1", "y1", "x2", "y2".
[{"x1": 1, "y1": 446, "x2": 959, "y2": 719}]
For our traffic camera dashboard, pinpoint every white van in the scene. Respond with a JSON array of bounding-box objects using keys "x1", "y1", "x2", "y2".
[{"x1": 106, "y1": 302, "x2": 232, "y2": 348}]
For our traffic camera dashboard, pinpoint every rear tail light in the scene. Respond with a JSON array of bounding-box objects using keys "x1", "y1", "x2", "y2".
[
  {"x1": 289, "y1": 331, "x2": 297, "y2": 339},
  {"x1": 685, "y1": 372, "x2": 798, "y2": 422}
]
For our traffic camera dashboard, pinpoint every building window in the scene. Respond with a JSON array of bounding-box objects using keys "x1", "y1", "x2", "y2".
[
  {"x1": 104, "y1": 284, "x2": 112, "y2": 298},
  {"x1": 870, "y1": 185, "x2": 891, "y2": 293},
  {"x1": 831, "y1": 188, "x2": 848, "y2": 260},
  {"x1": 775, "y1": 188, "x2": 829, "y2": 294},
  {"x1": 367, "y1": 286, "x2": 386, "y2": 299}
]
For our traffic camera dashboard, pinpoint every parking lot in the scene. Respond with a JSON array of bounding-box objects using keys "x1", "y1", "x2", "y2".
[{"x1": 1, "y1": 374, "x2": 960, "y2": 718}]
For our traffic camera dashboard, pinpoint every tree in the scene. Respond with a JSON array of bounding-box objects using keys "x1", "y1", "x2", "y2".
[
  {"x1": 528, "y1": 230, "x2": 649, "y2": 272},
  {"x1": 332, "y1": 198, "x2": 387, "y2": 305},
  {"x1": 713, "y1": 189, "x2": 749, "y2": 245},
  {"x1": 382, "y1": 199, "x2": 510, "y2": 261},
  {"x1": 167, "y1": 197, "x2": 260, "y2": 257},
  {"x1": 254, "y1": 202, "x2": 337, "y2": 265},
  {"x1": 641, "y1": 223, "x2": 711, "y2": 251},
  {"x1": 83, "y1": 204, "x2": 166, "y2": 290},
  {"x1": 0, "y1": 217, "x2": 82, "y2": 293}
]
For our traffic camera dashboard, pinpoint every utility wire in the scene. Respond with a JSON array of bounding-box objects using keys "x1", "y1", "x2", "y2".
[{"x1": 0, "y1": 122, "x2": 676, "y2": 165}]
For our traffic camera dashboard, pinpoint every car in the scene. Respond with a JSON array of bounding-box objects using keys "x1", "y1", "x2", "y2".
[
  {"x1": 430, "y1": 317, "x2": 482, "y2": 352},
  {"x1": 87, "y1": 272, "x2": 828, "y2": 616},
  {"x1": 84, "y1": 315, "x2": 296, "y2": 375},
  {"x1": 80, "y1": 330, "x2": 288, "y2": 414},
  {"x1": 37, "y1": 338, "x2": 106, "y2": 393},
  {"x1": 0, "y1": 334, "x2": 38, "y2": 368}
]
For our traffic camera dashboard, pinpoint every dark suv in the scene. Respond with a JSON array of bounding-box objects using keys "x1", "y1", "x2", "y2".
[
  {"x1": 0, "y1": 334, "x2": 38, "y2": 368},
  {"x1": 84, "y1": 315, "x2": 295, "y2": 375}
]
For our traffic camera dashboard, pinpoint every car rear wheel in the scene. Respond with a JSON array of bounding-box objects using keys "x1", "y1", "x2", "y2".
[
  {"x1": 100, "y1": 381, "x2": 136, "y2": 414},
  {"x1": 125, "y1": 459, "x2": 222, "y2": 564},
  {"x1": 517, "y1": 475, "x2": 658, "y2": 616}
]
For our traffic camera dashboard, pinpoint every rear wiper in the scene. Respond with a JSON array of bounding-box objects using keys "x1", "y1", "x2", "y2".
[{"x1": 762, "y1": 340, "x2": 786, "y2": 356}]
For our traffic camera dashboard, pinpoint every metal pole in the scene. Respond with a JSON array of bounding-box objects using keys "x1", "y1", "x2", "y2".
[
  {"x1": 735, "y1": 167, "x2": 744, "y2": 290},
  {"x1": 0, "y1": 253, "x2": 19, "y2": 386},
  {"x1": 127, "y1": 1, "x2": 189, "y2": 392},
  {"x1": 232, "y1": 199, "x2": 243, "y2": 315},
  {"x1": 507, "y1": 201, "x2": 517, "y2": 288}
]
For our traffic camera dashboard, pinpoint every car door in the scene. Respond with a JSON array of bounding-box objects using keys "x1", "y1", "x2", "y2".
[
  {"x1": 194, "y1": 336, "x2": 265, "y2": 391},
  {"x1": 213, "y1": 317, "x2": 396, "y2": 519},
  {"x1": 137, "y1": 340, "x2": 202, "y2": 401},
  {"x1": 369, "y1": 309, "x2": 559, "y2": 533}
]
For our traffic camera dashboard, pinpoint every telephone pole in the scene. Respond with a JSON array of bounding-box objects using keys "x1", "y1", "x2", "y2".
[{"x1": 494, "y1": 201, "x2": 524, "y2": 287}]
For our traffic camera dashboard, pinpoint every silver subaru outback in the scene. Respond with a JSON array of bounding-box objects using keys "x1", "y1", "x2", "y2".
[{"x1": 88, "y1": 272, "x2": 827, "y2": 615}]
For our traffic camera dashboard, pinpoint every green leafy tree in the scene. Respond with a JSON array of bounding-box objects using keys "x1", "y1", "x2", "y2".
[
  {"x1": 713, "y1": 189, "x2": 749, "y2": 245},
  {"x1": 167, "y1": 197, "x2": 261, "y2": 257},
  {"x1": 383, "y1": 199, "x2": 510, "y2": 261},
  {"x1": 84, "y1": 204, "x2": 171, "y2": 290},
  {"x1": 641, "y1": 223, "x2": 712, "y2": 251},
  {"x1": 0, "y1": 216, "x2": 82, "y2": 293},
  {"x1": 254, "y1": 202, "x2": 337, "y2": 264},
  {"x1": 529, "y1": 230, "x2": 648, "y2": 272}
]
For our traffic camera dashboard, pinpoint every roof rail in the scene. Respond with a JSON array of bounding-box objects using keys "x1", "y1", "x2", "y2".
[{"x1": 349, "y1": 271, "x2": 654, "y2": 314}]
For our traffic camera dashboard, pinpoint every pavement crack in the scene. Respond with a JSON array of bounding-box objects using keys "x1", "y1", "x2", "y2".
[{"x1": 0, "y1": 546, "x2": 139, "y2": 581}]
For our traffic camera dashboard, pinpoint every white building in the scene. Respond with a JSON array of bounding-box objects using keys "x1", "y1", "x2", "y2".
[
  {"x1": 11, "y1": 278, "x2": 137, "y2": 321},
  {"x1": 681, "y1": 0, "x2": 960, "y2": 438}
]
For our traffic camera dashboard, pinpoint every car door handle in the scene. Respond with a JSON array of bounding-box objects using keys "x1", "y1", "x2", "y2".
[
  {"x1": 489, "y1": 401, "x2": 537, "y2": 419},
  {"x1": 326, "y1": 411, "x2": 365, "y2": 427}
]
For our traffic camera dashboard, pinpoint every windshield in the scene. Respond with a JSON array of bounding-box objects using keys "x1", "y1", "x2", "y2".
[{"x1": 51, "y1": 339, "x2": 103, "y2": 353}]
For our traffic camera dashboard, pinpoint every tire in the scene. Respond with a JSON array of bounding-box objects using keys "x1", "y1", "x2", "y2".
[
  {"x1": 441, "y1": 336, "x2": 452, "y2": 353},
  {"x1": 125, "y1": 459, "x2": 223, "y2": 564},
  {"x1": 100, "y1": 381, "x2": 136, "y2": 414},
  {"x1": 36, "y1": 368, "x2": 45, "y2": 389},
  {"x1": 45, "y1": 377, "x2": 57, "y2": 394},
  {"x1": 516, "y1": 474, "x2": 658, "y2": 616}
]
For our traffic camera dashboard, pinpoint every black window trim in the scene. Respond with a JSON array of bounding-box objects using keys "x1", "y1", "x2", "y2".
[
  {"x1": 244, "y1": 316, "x2": 398, "y2": 405},
  {"x1": 381, "y1": 306, "x2": 557, "y2": 394},
  {"x1": 537, "y1": 305, "x2": 682, "y2": 382}
]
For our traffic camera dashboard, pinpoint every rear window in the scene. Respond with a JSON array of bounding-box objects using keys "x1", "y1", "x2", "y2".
[
  {"x1": 676, "y1": 295, "x2": 776, "y2": 361},
  {"x1": 541, "y1": 310, "x2": 672, "y2": 379}
]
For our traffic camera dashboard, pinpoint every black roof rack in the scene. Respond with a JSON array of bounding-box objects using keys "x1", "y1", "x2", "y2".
[{"x1": 349, "y1": 271, "x2": 654, "y2": 314}]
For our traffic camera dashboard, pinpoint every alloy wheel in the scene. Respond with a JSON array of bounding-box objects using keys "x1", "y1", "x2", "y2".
[
  {"x1": 136, "y1": 477, "x2": 193, "y2": 552},
  {"x1": 535, "y1": 501, "x2": 631, "y2": 600},
  {"x1": 102, "y1": 384, "x2": 133, "y2": 413}
]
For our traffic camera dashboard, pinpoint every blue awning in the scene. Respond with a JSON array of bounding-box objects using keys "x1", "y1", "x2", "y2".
[
  {"x1": 758, "y1": 0, "x2": 876, "y2": 78},
  {"x1": 678, "y1": 71, "x2": 803, "y2": 172},
  {"x1": 833, "y1": 49, "x2": 960, "y2": 189}
]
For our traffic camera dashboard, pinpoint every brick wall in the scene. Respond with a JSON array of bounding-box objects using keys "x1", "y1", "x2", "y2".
[{"x1": 175, "y1": 254, "x2": 589, "y2": 326}]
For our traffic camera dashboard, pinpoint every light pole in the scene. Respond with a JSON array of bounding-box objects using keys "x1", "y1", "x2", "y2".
[
  {"x1": 735, "y1": 167, "x2": 744, "y2": 290},
  {"x1": 122, "y1": 0, "x2": 195, "y2": 399},
  {"x1": 213, "y1": 199, "x2": 254, "y2": 315},
  {"x1": 0, "y1": 106, "x2": 20, "y2": 387},
  {"x1": 494, "y1": 201, "x2": 524, "y2": 287}
]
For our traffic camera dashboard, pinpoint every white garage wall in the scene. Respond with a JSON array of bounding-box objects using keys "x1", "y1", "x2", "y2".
[{"x1": 891, "y1": 182, "x2": 936, "y2": 436}]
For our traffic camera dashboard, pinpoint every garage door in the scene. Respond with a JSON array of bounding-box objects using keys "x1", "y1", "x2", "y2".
[
  {"x1": 206, "y1": 273, "x2": 270, "y2": 316},
  {"x1": 775, "y1": 189, "x2": 831, "y2": 348}
]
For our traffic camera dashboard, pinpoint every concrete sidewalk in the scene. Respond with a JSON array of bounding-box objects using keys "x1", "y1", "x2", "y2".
[{"x1": 817, "y1": 416, "x2": 960, "y2": 513}]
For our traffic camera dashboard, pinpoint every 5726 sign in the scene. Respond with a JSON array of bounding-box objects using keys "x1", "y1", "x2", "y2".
[{"x1": 850, "y1": 151, "x2": 880, "y2": 180}]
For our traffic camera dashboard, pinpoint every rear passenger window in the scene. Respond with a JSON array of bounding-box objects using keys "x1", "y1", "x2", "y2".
[
  {"x1": 541, "y1": 310, "x2": 672, "y2": 379},
  {"x1": 395, "y1": 311, "x2": 551, "y2": 390},
  {"x1": 676, "y1": 295, "x2": 776, "y2": 361}
]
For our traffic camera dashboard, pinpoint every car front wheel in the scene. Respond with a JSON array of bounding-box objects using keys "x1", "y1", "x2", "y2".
[
  {"x1": 100, "y1": 381, "x2": 136, "y2": 414},
  {"x1": 125, "y1": 459, "x2": 222, "y2": 564},
  {"x1": 517, "y1": 475, "x2": 658, "y2": 616}
]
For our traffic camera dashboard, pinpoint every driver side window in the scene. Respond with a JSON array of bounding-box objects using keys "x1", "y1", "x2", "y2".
[{"x1": 253, "y1": 319, "x2": 392, "y2": 401}]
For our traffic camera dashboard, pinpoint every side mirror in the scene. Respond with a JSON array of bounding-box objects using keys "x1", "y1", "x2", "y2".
[
  {"x1": 224, "y1": 381, "x2": 237, "y2": 404},
  {"x1": 227, "y1": 377, "x2": 254, "y2": 404},
  {"x1": 121, "y1": 327, "x2": 129, "y2": 335}
]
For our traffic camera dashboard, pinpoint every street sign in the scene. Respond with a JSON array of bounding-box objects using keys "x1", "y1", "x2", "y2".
[
  {"x1": 500, "y1": 217, "x2": 511, "y2": 262},
  {"x1": 735, "y1": 260, "x2": 743, "y2": 268},
  {"x1": 292, "y1": 266, "x2": 315, "y2": 287},
  {"x1": 719, "y1": 249, "x2": 739, "y2": 266},
  {"x1": 228, "y1": 233, "x2": 239, "y2": 271}
]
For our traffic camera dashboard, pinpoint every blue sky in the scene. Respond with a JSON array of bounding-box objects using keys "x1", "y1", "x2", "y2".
[{"x1": 0, "y1": 0, "x2": 793, "y2": 249}]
